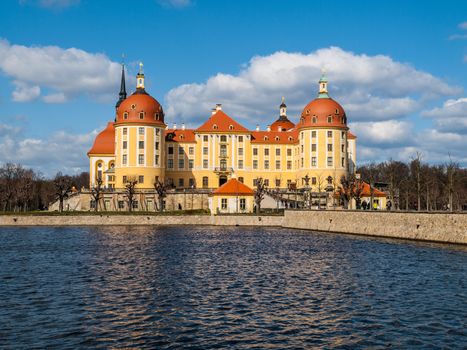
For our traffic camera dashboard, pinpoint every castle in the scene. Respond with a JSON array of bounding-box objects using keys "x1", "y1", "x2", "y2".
[{"x1": 86, "y1": 64, "x2": 358, "y2": 212}]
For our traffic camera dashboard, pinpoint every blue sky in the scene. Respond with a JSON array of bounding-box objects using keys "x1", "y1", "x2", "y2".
[{"x1": 0, "y1": 0, "x2": 466, "y2": 175}]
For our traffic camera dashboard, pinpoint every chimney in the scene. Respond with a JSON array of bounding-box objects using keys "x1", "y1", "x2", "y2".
[
  {"x1": 182, "y1": 123, "x2": 186, "y2": 130},
  {"x1": 267, "y1": 125, "x2": 271, "y2": 132},
  {"x1": 215, "y1": 103, "x2": 222, "y2": 111},
  {"x1": 173, "y1": 123, "x2": 177, "y2": 130},
  {"x1": 211, "y1": 108, "x2": 216, "y2": 115},
  {"x1": 277, "y1": 126, "x2": 282, "y2": 132},
  {"x1": 256, "y1": 124, "x2": 260, "y2": 131}
]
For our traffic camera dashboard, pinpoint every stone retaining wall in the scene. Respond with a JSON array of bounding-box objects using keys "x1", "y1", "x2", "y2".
[{"x1": 1, "y1": 211, "x2": 465, "y2": 245}]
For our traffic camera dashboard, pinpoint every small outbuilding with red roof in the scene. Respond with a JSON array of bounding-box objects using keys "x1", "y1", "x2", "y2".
[{"x1": 209, "y1": 178, "x2": 255, "y2": 213}]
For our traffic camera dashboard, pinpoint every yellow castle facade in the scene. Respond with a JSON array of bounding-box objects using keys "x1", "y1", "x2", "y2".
[{"x1": 87, "y1": 65, "x2": 357, "y2": 195}]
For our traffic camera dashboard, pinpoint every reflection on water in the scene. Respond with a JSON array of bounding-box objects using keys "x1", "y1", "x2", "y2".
[{"x1": 0, "y1": 226, "x2": 466, "y2": 349}]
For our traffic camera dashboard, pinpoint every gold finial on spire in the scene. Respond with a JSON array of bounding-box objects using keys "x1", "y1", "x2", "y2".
[
  {"x1": 281, "y1": 96, "x2": 285, "y2": 104},
  {"x1": 138, "y1": 62, "x2": 144, "y2": 74}
]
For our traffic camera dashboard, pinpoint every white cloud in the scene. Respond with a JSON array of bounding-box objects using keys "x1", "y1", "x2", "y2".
[
  {"x1": 459, "y1": 21, "x2": 467, "y2": 30},
  {"x1": 19, "y1": 0, "x2": 80, "y2": 9},
  {"x1": 349, "y1": 120, "x2": 413, "y2": 147},
  {"x1": 422, "y1": 97, "x2": 467, "y2": 133},
  {"x1": 0, "y1": 39, "x2": 121, "y2": 103},
  {"x1": 11, "y1": 81, "x2": 41, "y2": 102},
  {"x1": 0, "y1": 123, "x2": 97, "y2": 176},
  {"x1": 157, "y1": 0, "x2": 192, "y2": 8},
  {"x1": 165, "y1": 47, "x2": 460, "y2": 127}
]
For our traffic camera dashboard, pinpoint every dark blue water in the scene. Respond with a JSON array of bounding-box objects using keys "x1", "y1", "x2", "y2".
[{"x1": 0, "y1": 226, "x2": 466, "y2": 349}]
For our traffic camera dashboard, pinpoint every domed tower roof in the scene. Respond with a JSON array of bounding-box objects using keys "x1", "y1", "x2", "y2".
[
  {"x1": 298, "y1": 73, "x2": 347, "y2": 129},
  {"x1": 270, "y1": 97, "x2": 295, "y2": 132},
  {"x1": 87, "y1": 122, "x2": 115, "y2": 155},
  {"x1": 115, "y1": 63, "x2": 165, "y2": 126}
]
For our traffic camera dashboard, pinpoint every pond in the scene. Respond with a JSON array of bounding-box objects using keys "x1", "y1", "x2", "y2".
[{"x1": 0, "y1": 226, "x2": 465, "y2": 349}]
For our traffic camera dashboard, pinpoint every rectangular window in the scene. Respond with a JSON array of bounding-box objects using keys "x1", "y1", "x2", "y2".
[
  {"x1": 312, "y1": 130, "x2": 316, "y2": 138},
  {"x1": 238, "y1": 159, "x2": 243, "y2": 169},
  {"x1": 156, "y1": 129, "x2": 160, "y2": 136},
  {"x1": 327, "y1": 157, "x2": 333, "y2": 167},
  {"x1": 202, "y1": 176, "x2": 209, "y2": 188},
  {"x1": 287, "y1": 148, "x2": 292, "y2": 157},
  {"x1": 178, "y1": 178, "x2": 184, "y2": 187},
  {"x1": 123, "y1": 128, "x2": 127, "y2": 135},
  {"x1": 238, "y1": 177, "x2": 244, "y2": 183},
  {"x1": 138, "y1": 175, "x2": 144, "y2": 184},
  {"x1": 342, "y1": 144, "x2": 345, "y2": 152},
  {"x1": 189, "y1": 178, "x2": 195, "y2": 188},
  {"x1": 275, "y1": 179, "x2": 281, "y2": 187},
  {"x1": 168, "y1": 159, "x2": 174, "y2": 168},
  {"x1": 123, "y1": 175, "x2": 127, "y2": 183},
  {"x1": 301, "y1": 145, "x2": 304, "y2": 153},
  {"x1": 189, "y1": 147, "x2": 194, "y2": 155},
  {"x1": 178, "y1": 159, "x2": 184, "y2": 169},
  {"x1": 203, "y1": 159, "x2": 208, "y2": 169},
  {"x1": 203, "y1": 135, "x2": 208, "y2": 142},
  {"x1": 118, "y1": 200, "x2": 125, "y2": 209},
  {"x1": 327, "y1": 131, "x2": 332, "y2": 138},
  {"x1": 220, "y1": 144, "x2": 227, "y2": 157},
  {"x1": 203, "y1": 147, "x2": 208, "y2": 155},
  {"x1": 132, "y1": 201, "x2": 138, "y2": 209},
  {"x1": 155, "y1": 155, "x2": 159, "y2": 165},
  {"x1": 341, "y1": 157, "x2": 345, "y2": 167},
  {"x1": 238, "y1": 148, "x2": 243, "y2": 156},
  {"x1": 138, "y1": 154, "x2": 144, "y2": 165},
  {"x1": 264, "y1": 160, "x2": 269, "y2": 169},
  {"x1": 168, "y1": 146, "x2": 174, "y2": 155},
  {"x1": 327, "y1": 144, "x2": 333, "y2": 152},
  {"x1": 341, "y1": 131, "x2": 345, "y2": 139},
  {"x1": 122, "y1": 154, "x2": 127, "y2": 165},
  {"x1": 155, "y1": 141, "x2": 159, "y2": 150},
  {"x1": 264, "y1": 179, "x2": 269, "y2": 186},
  {"x1": 221, "y1": 198, "x2": 227, "y2": 209},
  {"x1": 312, "y1": 177, "x2": 317, "y2": 185},
  {"x1": 220, "y1": 135, "x2": 227, "y2": 142},
  {"x1": 139, "y1": 141, "x2": 144, "y2": 149},
  {"x1": 189, "y1": 159, "x2": 194, "y2": 169},
  {"x1": 240, "y1": 198, "x2": 246, "y2": 210},
  {"x1": 253, "y1": 148, "x2": 258, "y2": 156},
  {"x1": 178, "y1": 146, "x2": 184, "y2": 155},
  {"x1": 238, "y1": 136, "x2": 243, "y2": 142},
  {"x1": 123, "y1": 141, "x2": 127, "y2": 149},
  {"x1": 300, "y1": 158, "x2": 304, "y2": 167},
  {"x1": 312, "y1": 144, "x2": 316, "y2": 152},
  {"x1": 253, "y1": 160, "x2": 258, "y2": 169},
  {"x1": 264, "y1": 148, "x2": 269, "y2": 156},
  {"x1": 287, "y1": 160, "x2": 292, "y2": 170},
  {"x1": 312, "y1": 157, "x2": 317, "y2": 166},
  {"x1": 276, "y1": 160, "x2": 280, "y2": 169},
  {"x1": 276, "y1": 148, "x2": 280, "y2": 156},
  {"x1": 139, "y1": 127, "x2": 144, "y2": 135}
]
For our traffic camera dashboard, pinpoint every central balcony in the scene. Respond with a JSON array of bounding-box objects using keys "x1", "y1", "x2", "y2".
[{"x1": 214, "y1": 166, "x2": 233, "y2": 174}]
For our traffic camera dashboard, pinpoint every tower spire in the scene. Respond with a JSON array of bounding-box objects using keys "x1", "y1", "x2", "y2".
[
  {"x1": 318, "y1": 68, "x2": 329, "y2": 98},
  {"x1": 116, "y1": 63, "x2": 127, "y2": 108},
  {"x1": 136, "y1": 62, "x2": 145, "y2": 90}
]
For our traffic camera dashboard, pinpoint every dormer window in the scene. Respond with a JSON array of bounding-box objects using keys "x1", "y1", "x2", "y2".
[
  {"x1": 139, "y1": 112, "x2": 145, "y2": 119},
  {"x1": 306, "y1": 109, "x2": 310, "y2": 115},
  {"x1": 264, "y1": 136, "x2": 269, "y2": 141},
  {"x1": 275, "y1": 136, "x2": 280, "y2": 141},
  {"x1": 288, "y1": 136, "x2": 293, "y2": 141},
  {"x1": 229, "y1": 125, "x2": 234, "y2": 130},
  {"x1": 341, "y1": 116, "x2": 344, "y2": 124},
  {"x1": 335, "y1": 109, "x2": 339, "y2": 114},
  {"x1": 180, "y1": 135, "x2": 184, "y2": 140},
  {"x1": 154, "y1": 113, "x2": 159, "y2": 120},
  {"x1": 213, "y1": 124, "x2": 218, "y2": 130},
  {"x1": 312, "y1": 116, "x2": 317, "y2": 123},
  {"x1": 300, "y1": 117, "x2": 305, "y2": 124},
  {"x1": 327, "y1": 115, "x2": 332, "y2": 123},
  {"x1": 131, "y1": 104, "x2": 136, "y2": 110},
  {"x1": 123, "y1": 112, "x2": 128, "y2": 120}
]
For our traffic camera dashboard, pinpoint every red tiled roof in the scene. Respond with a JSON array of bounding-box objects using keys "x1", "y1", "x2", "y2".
[
  {"x1": 196, "y1": 110, "x2": 249, "y2": 133},
  {"x1": 251, "y1": 130, "x2": 298, "y2": 144},
  {"x1": 165, "y1": 129, "x2": 196, "y2": 142},
  {"x1": 299, "y1": 97, "x2": 347, "y2": 129},
  {"x1": 348, "y1": 131, "x2": 357, "y2": 139},
  {"x1": 87, "y1": 122, "x2": 115, "y2": 155},
  {"x1": 212, "y1": 178, "x2": 254, "y2": 196}
]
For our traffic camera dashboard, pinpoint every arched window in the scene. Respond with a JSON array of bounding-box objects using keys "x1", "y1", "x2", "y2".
[
  {"x1": 123, "y1": 112, "x2": 128, "y2": 120},
  {"x1": 306, "y1": 109, "x2": 310, "y2": 115},
  {"x1": 264, "y1": 136, "x2": 269, "y2": 141},
  {"x1": 213, "y1": 124, "x2": 218, "y2": 130},
  {"x1": 327, "y1": 115, "x2": 332, "y2": 123},
  {"x1": 229, "y1": 125, "x2": 234, "y2": 130},
  {"x1": 275, "y1": 136, "x2": 280, "y2": 141},
  {"x1": 312, "y1": 116, "x2": 317, "y2": 123},
  {"x1": 139, "y1": 112, "x2": 145, "y2": 119}
]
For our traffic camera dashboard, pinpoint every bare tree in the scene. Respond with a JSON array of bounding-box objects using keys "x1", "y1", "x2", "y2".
[
  {"x1": 410, "y1": 152, "x2": 423, "y2": 211},
  {"x1": 254, "y1": 177, "x2": 267, "y2": 214},
  {"x1": 124, "y1": 176, "x2": 138, "y2": 212},
  {"x1": 315, "y1": 172, "x2": 325, "y2": 209},
  {"x1": 54, "y1": 172, "x2": 73, "y2": 212},
  {"x1": 154, "y1": 179, "x2": 169, "y2": 212},
  {"x1": 90, "y1": 177, "x2": 103, "y2": 212}
]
